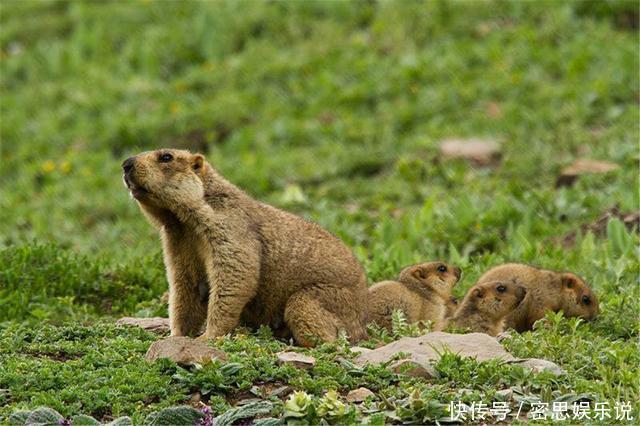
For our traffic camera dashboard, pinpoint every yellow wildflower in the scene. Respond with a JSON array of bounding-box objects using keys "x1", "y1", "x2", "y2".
[{"x1": 42, "y1": 160, "x2": 56, "y2": 173}]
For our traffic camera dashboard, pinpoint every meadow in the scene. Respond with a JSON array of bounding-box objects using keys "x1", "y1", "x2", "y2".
[{"x1": 0, "y1": 0, "x2": 638, "y2": 424}]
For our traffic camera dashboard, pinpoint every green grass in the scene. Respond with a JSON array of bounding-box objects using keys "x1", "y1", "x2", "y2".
[{"x1": 0, "y1": 0, "x2": 638, "y2": 423}]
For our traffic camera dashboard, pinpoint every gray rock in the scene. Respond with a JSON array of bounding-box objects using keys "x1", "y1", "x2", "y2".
[
  {"x1": 268, "y1": 385, "x2": 292, "y2": 398},
  {"x1": 496, "y1": 331, "x2": 513, "y2": 342},
  {"x1": 276, "y1": 351, "x2": 316, "y2": 369},
  {"x1": 346, "y1": 387, "x2": 375, "y2": 403},
  {"x1": 350, "y1": 346, "x2": 373, "y2": 355},
  {"x1": 556, "y1": 159, "x2": 619, "y2": 187},
  {"x1": 513, "y1": 358, "x2": 566, "y2": 376},
  {"x1": 390, "y1": 359, "x2": 439, "y2": 379},
  {"x1": 354, "y1": 332, "x2": 565, "y2": 379},
  {"x1": 355, "y1": 332, "x2": 516, "y2": 368},
  {"x1": 145, "y1": 336, "x2": 226, "y2": 366},
  {"x1": 116, "y1": 317, "x2": 170, "y2": 334},
  {"x1": 440, "y1": 138, "x2": 501, "y2": 167}
]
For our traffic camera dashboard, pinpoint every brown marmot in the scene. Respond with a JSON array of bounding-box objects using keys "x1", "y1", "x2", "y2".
[
  {"x1": 475, "y1": 263, "x2": 599, "y2": 332},
  {"x1": 449, "y1": 280, "x2": 527, "y2": 336},
  {"x1": 122, "y1": 149, "x2": 369, "y2": 347},
  {"x1": 367, "y1": 262, "x2": 461, "y2": 331},
  {"x1": 445, "y1": 296, "x2": 459, "y2": 319}
]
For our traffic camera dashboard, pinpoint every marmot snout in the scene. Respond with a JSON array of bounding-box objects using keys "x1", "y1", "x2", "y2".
[{"x1": 367, "y1": 261, "x2": 461, "y2": 331}]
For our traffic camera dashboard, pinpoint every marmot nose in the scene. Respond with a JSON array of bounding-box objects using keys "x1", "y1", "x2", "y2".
[{"x1": 122, "y1": 157, "x2": 135, "y2": 174}]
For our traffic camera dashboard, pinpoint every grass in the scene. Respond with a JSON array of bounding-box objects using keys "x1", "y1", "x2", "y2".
[{"x1": 0, "y1": 0, "x2": 638, "y2": 423}]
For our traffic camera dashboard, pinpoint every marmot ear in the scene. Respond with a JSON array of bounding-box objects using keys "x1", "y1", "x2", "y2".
[
  {"x1": 561, "y1": 273, "x2": 578, "y2": 289},
  {"x1": 192, "y1": 154, "x2": 204, "y2": 172},
  {"x1": 412, "y1": 266, "x2": 427, "y2": 280},
  {"x1": 473, "y1": 287, "x2": 485, "y2": 298}
]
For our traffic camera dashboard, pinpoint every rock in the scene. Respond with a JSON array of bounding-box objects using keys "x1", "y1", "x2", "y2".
[
  {"x1": 355, "y1": 332, "x2": 516, "y2": 368},
  {"x1": 116, "y1": 317, "x2": 170, "y2": 334},
  {"x1": 512, "y1": 358, "x2": 566, "y2": 376},
  {"x1": 390, "y1": 359, "x2": 439, "y2": 379},
  {"x1": 557, "y1": 205, "x2": 640, "y2": 248},
  {"x1": 350, "y1": 346, "x2": 373, "y2": 355},
  {"x1": 145, "y1": 336, "x2": 226, "y2": 366},
  {"x1": 556, "y1": 159, "x2": 619, "y2": 187},
  {"x1": 439, "y1": 138, "x2": 501, "y2": 167},
  {"x1": 346, "y1": 387, "x2": 375, "y2": 403},
  {"x1": 495, "y1": 388, "x2": 514, "y2": 400},
  {"x1": 189, "y1": 391, "x2": 202, "y2": 405},
  {"x1": 276, "y1": 351, "x2": 316, "y2": 369},
  {"x1": 496, "y1": 331, "x2": 513, "y2": 342},
  {"x1": 354, "y1": 333, "x2": 564, "y2": 378},
  {"x1": 268, "y1": 385, "x2": 292, "y2": 398}
]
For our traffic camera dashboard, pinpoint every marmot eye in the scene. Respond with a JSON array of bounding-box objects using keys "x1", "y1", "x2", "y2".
[
  {"x1": 159, "y1": 153, "x2": 173, "y2": 163},
  {"x1": 582, "y1": 295, "x2": 591, "y2": 305},
  {"x1": 496, "y1": 285, "x2": 506, "y2": 293},
  {"x1": 437, "y1": 265, "x2": 447, "y2": 273}
]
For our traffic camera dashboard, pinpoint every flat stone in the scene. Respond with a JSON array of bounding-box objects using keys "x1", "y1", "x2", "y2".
[
  {"x1": 145, "y1": 336, "x2": 226, "y2": 366},
  {"x1": 556, "y1": 159, "x2": 619, "y2": 187},
  {"x1": 355, "y1": 332, "x2": 516, "y2": 368},
  {"x1": 350, "y1": 346, "x2": 373, "y2": 355},
  {"x1": 390, "y1": 359, "x2": 439, "y2": 379},
  {"x1": 268, "y1": 385, "x2": 292, "y2": 398},
  {"x1": 354, "y1": 333, "x2": 564, "y2": 378},
  {"x1": 346, "y1": 387, "x2": 375, "y2": 403},
  {"x1": 116, "y1": 317, "x2": 170, "y2": 334},
  {"x1": 496, "y1": 331, "x2": 513, "y2": 342},
  {"x1": 512, "y1": 358, "x2": 566, "y2": 376},
  {"x1": 557, "y1": 205, "x2": 640, "y2": 248},
  {"x1": 440, "y1": 138, "x2": 501, "y2": 167},
  {"x1": 276, "y1": 351, "x2": 316, "y2": 369}
]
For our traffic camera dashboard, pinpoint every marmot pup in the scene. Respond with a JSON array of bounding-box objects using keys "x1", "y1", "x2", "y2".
[
  {"x1": 122, "y1": 149, "x2": 369, "y2": 347},
  {"x1": 449, "y1": 280, "x2": 526, "y2": 336},
  {"x1": 476, "y1": 263, "x2": 599, "y2": 332},
  {"x1": 367, "y1": 262, "x2": 461, "y2": 331},
  {"x1": 445, "y1": 296, "x2": 459, "y2": 319}
]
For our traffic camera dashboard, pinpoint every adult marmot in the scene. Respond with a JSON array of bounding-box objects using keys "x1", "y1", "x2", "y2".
[
  {"x1": 449, "y1": 280, "x2": 526, "y2": 336},
  {"x1": 475, "y1": 263, "x2": 599, "y2": 332},
  {"x1": 122, "y1": 149, "x2": 368, "y2": 346},
  {"x1": 367, "y1": 262, "x2": 461, "y2": 331}
]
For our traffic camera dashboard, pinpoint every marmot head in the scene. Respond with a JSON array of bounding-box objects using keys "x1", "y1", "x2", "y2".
[
  {"x1": 559, "y1": 273, "x2": 599, "y2": 320},
  {"x1": 398, "y1": 262, "x2": 461, "y2": 299},
  {"x1": 466, "y1": 280, "x2": 526, "y2": 319},
  {"x1": 122, "y1": 149, "x2": 207, "y2": 209}
]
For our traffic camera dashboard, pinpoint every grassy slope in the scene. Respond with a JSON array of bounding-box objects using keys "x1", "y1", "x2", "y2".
[{"x1": 0, "y1": 0, "x2": 638, "y2": 423}]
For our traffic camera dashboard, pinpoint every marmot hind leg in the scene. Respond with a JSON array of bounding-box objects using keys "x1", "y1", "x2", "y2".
[{"x1": 284, "y1": 287, "x2": 366, "y2": 347}]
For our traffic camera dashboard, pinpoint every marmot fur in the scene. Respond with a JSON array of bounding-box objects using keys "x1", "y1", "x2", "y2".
[
  {"x1": 445, "y1": 296, "x2": 459, "y2": 319},
  {"x1": 367, "y1": 262, "x2": 461, "y2": 331},
  {"x1": 476, "y1": 263, "x2": 599, "y2": 332},
  {"x1": 449, "y1": 280, "x2": 526, "y2": 336},
  {"x1": 122, "y1": 149, "x2": 369, "y2": 346}
]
